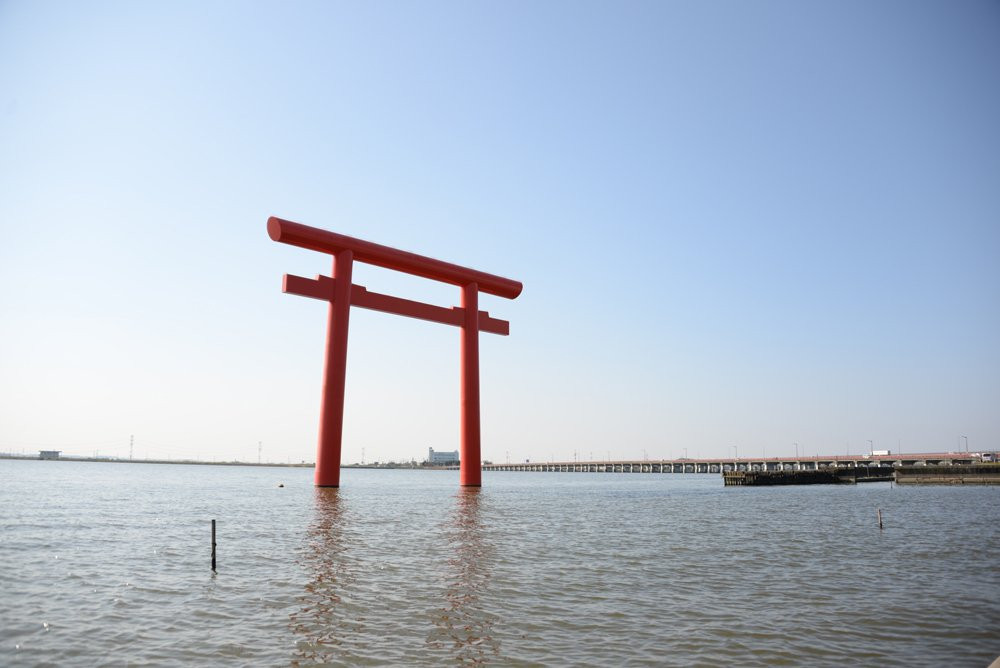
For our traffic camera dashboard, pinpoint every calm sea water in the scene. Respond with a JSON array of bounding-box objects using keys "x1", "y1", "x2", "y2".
[{"x1": 1, "y1": 459, "x2": 998, "y2": 667}]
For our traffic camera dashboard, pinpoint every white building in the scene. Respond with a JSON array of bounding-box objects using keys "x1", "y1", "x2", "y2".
[{"x1": 427, "y1": 448, "x2": 459, "y2": 465}]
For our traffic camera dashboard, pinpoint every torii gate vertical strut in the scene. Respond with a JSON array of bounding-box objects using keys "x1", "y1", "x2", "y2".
[{"x1": 268, "y1": 217, "x2": 522, "y2": 487}]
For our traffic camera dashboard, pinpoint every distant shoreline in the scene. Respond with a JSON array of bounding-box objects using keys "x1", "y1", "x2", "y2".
[{"x1": 0, "y1": 455, "x2": 454, "y2": 470}]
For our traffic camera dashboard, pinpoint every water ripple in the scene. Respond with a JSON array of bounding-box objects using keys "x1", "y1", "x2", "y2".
[{"x1": 1, "y1": 462, "x2": 999, "y2": 666}]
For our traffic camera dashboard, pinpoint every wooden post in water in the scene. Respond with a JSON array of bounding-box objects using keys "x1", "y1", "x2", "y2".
[
  {"x1": 211, "y1": 519, "x2": 217, "y2": 571},
  {"x1": 877, "y1": 508, "x2": 883, "y2": 530}
]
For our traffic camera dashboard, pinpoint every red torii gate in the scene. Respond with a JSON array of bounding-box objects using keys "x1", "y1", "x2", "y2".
[{"x1": 268, "y1": 216, "x2": 522, "y2": 487}]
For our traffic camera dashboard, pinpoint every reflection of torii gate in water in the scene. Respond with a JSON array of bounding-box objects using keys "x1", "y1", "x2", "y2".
[{"x1": 268, "y1": 217, "x2": 522, "y2": 488}]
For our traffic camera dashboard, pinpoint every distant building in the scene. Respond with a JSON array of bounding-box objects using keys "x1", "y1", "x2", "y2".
[
  {"x1": 39, "y1": 450, "x2": 61, "y2": 460},
  {"x1": 427, "y1": 448, "x2": 459, "y2": 465}
]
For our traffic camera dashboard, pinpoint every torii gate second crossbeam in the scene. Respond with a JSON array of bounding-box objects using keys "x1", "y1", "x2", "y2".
[{"x1": 268, "y1": 216, "x2": 522, "y2": 487}]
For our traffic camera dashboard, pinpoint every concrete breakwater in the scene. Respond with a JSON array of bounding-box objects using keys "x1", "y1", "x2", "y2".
[
  {"x1": 894, "y1": 464, "x2": 1000, "y2": 485},
  {"x1": 724, "y1": 464, "x2": 1000, "y2": 486},
  {"x1": 723, "y1": 467, "x2": 894, "y2": 486}
]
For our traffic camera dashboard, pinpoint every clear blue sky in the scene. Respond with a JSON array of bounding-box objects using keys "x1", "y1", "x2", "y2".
[{"x1": 1, "y1": 1, "x2": 998, "y2": 464}]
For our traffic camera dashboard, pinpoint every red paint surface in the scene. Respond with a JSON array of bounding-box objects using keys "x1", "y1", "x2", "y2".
[
  {"x1": 315, "y1": 250, "x2": 353, "y2": 488},
  {"x1": 270, "y1": 217, "x2": 520, "y2": 487},
  {"x1": 268, "y1": 217, "x2": 521, "y2": 299},
  {"x1": 460, "y1": 283, "x2": 481, "y2": 487},
  {"x1": 282, "y1": 275, "x2": 510, "y2": 335}
]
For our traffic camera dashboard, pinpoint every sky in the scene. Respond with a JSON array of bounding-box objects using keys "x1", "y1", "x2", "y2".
[{"x1": 1, "y1": 0, "x2": 998, "y2": 465}]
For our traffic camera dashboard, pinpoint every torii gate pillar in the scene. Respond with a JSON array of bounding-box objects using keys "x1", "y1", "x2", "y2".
[
  {"x1": 460, "y1": 282, "x2": 481, "y2": 487},
  {"x1": 269, "y1": 217, "x2": 521, "y2": 488},
  {"x1": 315, "y1": 249, "x2": 353, "y2": 488}
]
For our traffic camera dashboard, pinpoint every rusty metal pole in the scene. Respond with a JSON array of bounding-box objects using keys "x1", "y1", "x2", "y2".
[
  {"x1": 460, "y1": 282, "x2": 481, "y2": 486},
  {"x1": 315, "y1": 249, "x2": 354, "y2": 487}
]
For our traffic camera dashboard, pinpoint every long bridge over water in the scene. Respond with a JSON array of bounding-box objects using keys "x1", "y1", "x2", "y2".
[{"x1": 482, "y1": 452, "x2": 990, "y2": 474}]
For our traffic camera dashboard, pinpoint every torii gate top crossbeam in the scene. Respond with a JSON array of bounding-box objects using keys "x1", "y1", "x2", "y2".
[{"x1": 268, "y1": 217, "x2": 522, "y2": 299}]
